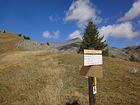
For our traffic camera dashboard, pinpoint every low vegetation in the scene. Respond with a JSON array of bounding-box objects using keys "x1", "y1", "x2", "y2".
[
  {"x1": 129, "y1": 54, "x2": 139, "y2": 62},
  {"x1": 3, "y1": 30, "x2": 6, "y2": 33},
  {"x1": 0, "y1": 51, "x2": 140, "y2": 105},
  {"x1": 0, "y1": 32, "x2": 24, "y2": 54},
  {"x1": 18, "y1": 34, "x2": 31, "y2": 40},
  {"x1": 0, "y1": 32, "x2": 140, "y2": 105},
  {"x1": 23, "y1": 35, "x2": 31, "y2": 40},
  {"x1": 0, "y1": 30, "x2": 6, "y2": 33}
]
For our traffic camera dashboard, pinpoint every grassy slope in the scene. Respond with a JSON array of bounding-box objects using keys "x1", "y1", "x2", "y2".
[
  {"x1": 0, "y1": 32, "x2": 23, "y2": 54},
  {"x1": 0, "y1": 33, "x2": 140, "y2": 105},
  {"x1": 57, "y1": 53, "x2": 140, "y2": 105}
]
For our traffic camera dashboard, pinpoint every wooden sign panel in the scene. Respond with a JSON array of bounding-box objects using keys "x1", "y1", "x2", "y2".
[
  {"x1": 80, "y1": 66, "x2": 103, "y2": 78},
  {"x1": 84, "y1": 55, "x2": 102, "y2": 66},
  {"x1": 84, "y1": 49, "x2": 102, "y2": 66},
  {"x1": 80, "y1": 49, "x2": 103, "y2": 78}
]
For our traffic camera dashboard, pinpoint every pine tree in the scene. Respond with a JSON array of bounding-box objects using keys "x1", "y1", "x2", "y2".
[
  {"x1": 78, "y1": 21, "x2": 107, "y2": 53},
  {"x1": 3, "y1": 30, "x2": 6, "y2": 33}
]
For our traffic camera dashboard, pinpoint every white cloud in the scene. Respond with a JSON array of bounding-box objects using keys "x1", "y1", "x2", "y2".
[
  {"x1": 64, "y1": 0, "x2": 101, "y2": 28},
  {"x1": 99, "y1": 22, "x2": 138, "y2": 39},
  {"x1": 49, "y1": 16, "x2": 60, "y2": 22},
  {"x1": 42, "y1": 30, "x2": 60, "y2": 39},
  {"x1": 118, "y1": 0, "x2": 140, "y2": 21},
  {"x1": 68, "y1": 30, "x2": 82, "y2": 40},
  {"x1": 138, "y1": 20, "x2": 140, "y2": 23}
]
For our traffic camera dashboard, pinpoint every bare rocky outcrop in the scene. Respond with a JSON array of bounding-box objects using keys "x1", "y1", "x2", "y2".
[
  {"x1": 16, "y1": 40, "x2": 57, "y2": 51},
  {"x1": 123, "y1": 46, "x2": 140, "y2": 61},
  {"x1": 107, "y1": 46, "x2": 129, "y2": 60},
  {"x1": 51, "y1": 38, "x2": 82, "y2": 51}
]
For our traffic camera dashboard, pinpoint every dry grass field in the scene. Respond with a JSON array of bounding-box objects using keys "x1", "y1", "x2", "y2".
[
  {"x1": 0, "y1": 32, "x2": 24, "y2": 54},
  {"x1": 0, "y1": 32, "x2": 140, "y2": 105}
]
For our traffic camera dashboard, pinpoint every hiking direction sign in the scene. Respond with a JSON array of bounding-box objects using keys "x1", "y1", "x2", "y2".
[
  {"x1": 80, "y1": 49, "x2": 103, "y2": 78},
  {"x1": 84, "y1": 50, "x2": 102, "y2": 66},
  {"x1": 80, "y1": 49, "x2": 103, "y2": 105}
]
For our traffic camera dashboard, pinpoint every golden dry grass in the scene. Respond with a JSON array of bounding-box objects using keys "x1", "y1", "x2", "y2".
[
  {"x1": 0, "y1": 33, "x2": 140, "y2": 105},
  {"x1": 0, "y1": 51, "x2": 140, "y2": 105},
  {"x1": 0, "y1": 32, "x2": 23, "y2": 53},
  {"x1": 56, "y1": 53, "x2": 140, "y2": 105}
]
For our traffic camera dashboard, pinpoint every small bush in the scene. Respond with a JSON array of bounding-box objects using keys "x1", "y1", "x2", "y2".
[
  {"x1": 129, "y1": 55, "x2": 135, "y2": 61},
  {"x1": 47, "y1": 42, "x2": 50, "y2": 46},
  {"x1": 3, "y1": 30, "x2": 6, "y2": 33},
  {"x1": 103, "y1": 48, "x2": 109, "y2": 56},
  {"x1": 129, "y1": 54, "x2": 139, "y2": 62},
  {"x1": 23, "y1": 35, "x2": 31, "y2": 40},
  {"x1": 18, "y1": 34, "x2": 22, "y2": 37}
]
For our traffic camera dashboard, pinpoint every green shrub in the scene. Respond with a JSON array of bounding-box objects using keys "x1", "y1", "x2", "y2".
[
  {"x1": 23, "y1": 35, "x2": 31, "y2": 40},
  {"x1": 18, "y1": 34, "x2": 22, "y2": 37},
  {"x1": 103, "y1": 48, "x2": 109, "y2": 56},
  {"x1": 129, "y1": 54, "x2": 140, "y2": 62},
  {"x1": 3, "y1": 30, "x2": 6, "y2": 33}
]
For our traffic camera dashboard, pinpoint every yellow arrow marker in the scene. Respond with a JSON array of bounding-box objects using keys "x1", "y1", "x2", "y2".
[{"x1": 93, "y1": 77, "x2": 97, "y2": 86}]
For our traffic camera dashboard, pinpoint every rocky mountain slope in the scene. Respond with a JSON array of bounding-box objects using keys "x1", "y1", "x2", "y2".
[
  {"x1": 50, "y1": 38, "x2": 82, "y2": 51},
  {"x1": 1, "y1": 32, "x2": 139, "y2": 61},
  {"x1": 123, "y1": 46, "x2": 140, "y2": 61},
  {"x1": 16, "y1": 40, "x2": 56, "y2": 51},
  {"x1": 50, "y1": 38, "x2": 140, "y2": 61},
  {"x1": 107, "y1": 46, "x2": 140, "y2": 61}
]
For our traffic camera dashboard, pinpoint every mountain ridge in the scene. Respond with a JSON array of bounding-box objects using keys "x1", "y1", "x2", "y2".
[
  {"x1": 0, "y1": 32, "x2": 140, "y2": 61},
  {"x1": 50, "y1": 37, "x2": 140, "y2": 61}
]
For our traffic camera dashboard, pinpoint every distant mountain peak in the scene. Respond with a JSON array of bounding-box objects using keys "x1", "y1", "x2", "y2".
[
  {"x1": 67, "y1": 37, "x2": 82, "y2": 41},
  {"x1": 124, "y1": 45, "x2": 140, "y2": 50},
  {"x1": 66, "y1": 37, "x2": 82, "y2": 44}
]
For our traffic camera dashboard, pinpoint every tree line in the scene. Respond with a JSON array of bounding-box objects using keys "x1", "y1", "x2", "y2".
[{"x1": 18, "y1": 34, "x2": 31, "y2": 40}]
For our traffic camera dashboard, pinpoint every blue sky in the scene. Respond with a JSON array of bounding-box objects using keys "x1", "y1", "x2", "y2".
[{"x1": 0, "y1": 0, "x2": 140, "y2": 48}]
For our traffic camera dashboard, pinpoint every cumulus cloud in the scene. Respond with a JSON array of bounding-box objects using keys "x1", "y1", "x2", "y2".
[
  {"x1": 99, "y1": 22, "x2": 138, "y2": 39},
  {"x1": 67, "y1": 30, "x2": 82, "y2": 40},
  {"x1": 64, "y1": 0, "x2": 101, "y2": 28},
  {"x1": 118, "y1": 0, "x2": 140, "y2": 21},
  {"x1": 42, "y1": 30, "x2": 60, "y2": 39}
]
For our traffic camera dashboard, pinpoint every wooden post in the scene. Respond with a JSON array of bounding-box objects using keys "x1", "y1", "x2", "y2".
[
  {"x1": 88, "y1": 76, "x2": 96, "y2": 105},
  {"x1": 82, "y1": 49, "x2": 102, "y2": 105}
]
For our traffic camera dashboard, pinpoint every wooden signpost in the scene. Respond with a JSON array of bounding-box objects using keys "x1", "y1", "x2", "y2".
[{"x1": 80, "y1": 49, "x2": 103, "y2": 105}]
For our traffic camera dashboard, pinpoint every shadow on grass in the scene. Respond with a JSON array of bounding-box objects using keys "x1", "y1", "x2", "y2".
[{"x1": 66, "y1": 100, "x2": 80, "y2": 105}]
